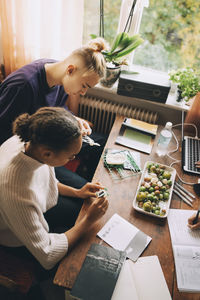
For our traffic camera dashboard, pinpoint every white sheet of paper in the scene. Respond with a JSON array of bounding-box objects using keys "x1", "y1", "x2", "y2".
[
  {"x1": 111, "y1": 259, "x2": 139, "y2": 300},
  {"x1": 173, "y1": 245, "x2": 200, "y2": 292},
  {"x1": 98, "y1": 213, "x2": 139, "y2": 251},
  {"x1": 168, "y1": 209, "x2": 200, "y2": 246},
  {"x1": 97, "y1": 213, "x2": 151, "y2": 262}
]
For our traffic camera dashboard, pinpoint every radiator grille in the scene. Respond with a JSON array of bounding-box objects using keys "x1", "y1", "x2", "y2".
[{"x1": 78, "y1": 96, "x2": 158, "y2": 134}]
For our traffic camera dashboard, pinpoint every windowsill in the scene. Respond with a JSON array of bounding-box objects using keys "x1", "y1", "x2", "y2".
[
  {"x1": 87, "y1": 81, "x2": 190, "y2": 112},
  {"x1": 86, "y1": 63, "x2": 192, "y2": 112}
]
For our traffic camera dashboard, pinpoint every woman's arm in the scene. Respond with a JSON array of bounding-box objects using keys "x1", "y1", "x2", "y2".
[{"x1": 65, "y1": 195, "x2": 108, "y2": 250}]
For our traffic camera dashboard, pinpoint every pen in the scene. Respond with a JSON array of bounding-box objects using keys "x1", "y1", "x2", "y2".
[
  {"x1": 173, "y1": 185, "x2": 193, "y2": 203},
  {"x1": 82, "y1": 136, "x2": 100, "y2": 147},
  {"x1": 192, "y1": 209, "x2": 200, "y2": 225},
  {"x1": 173, "y1": 189, "x2": 193, "y2": 207},
  {"x1": 127, "y1": 153, "x2": 140, "y2": 172},
  {"x1": 175, "y1": 181, "x2": 196, "y2": 199}
]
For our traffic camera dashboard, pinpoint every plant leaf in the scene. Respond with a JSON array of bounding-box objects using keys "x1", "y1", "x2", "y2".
[
  {"x1": 90, "y1": 34, "x2": 97, "y2": 39},
  {"x1": 113, "y1": 38, "x2": 144, "y2": 59},
  {"x1": 110, "y1": 35, "x2": 143, "y2": 56},
  {"x1": 110, "y1": 32, "x2": 126, "y2": 53}
]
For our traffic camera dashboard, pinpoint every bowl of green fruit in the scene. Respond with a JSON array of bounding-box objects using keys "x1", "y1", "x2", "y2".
[{"x1": 133, "y1": 161, "x2": 176, "y2": 218}]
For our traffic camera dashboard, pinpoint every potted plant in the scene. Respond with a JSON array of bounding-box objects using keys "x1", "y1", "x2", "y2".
[
  {"x1": 99, "y1": 32, "x2": 144, "y2": 88},
  {"x1": 169, "y1": 67, "x2": 200, "y2": 104}
]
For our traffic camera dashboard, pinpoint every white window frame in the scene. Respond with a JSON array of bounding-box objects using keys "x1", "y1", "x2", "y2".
[{"x1": 117, "y1": 0, "x2": 149, "y2": 66}]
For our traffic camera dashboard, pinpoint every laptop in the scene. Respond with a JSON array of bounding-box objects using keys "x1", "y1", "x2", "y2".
[{"x1": 181, "y1": 110, "x2": 200, "y2": 175}]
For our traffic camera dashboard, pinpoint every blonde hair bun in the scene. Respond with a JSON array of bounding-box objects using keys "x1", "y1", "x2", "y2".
[{"x1": 88, "y1": 37, "x2": 109, "y2": 52}]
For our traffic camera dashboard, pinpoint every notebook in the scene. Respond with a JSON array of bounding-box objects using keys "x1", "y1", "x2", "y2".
[
  {"x1": 70, "y1": 243, "x2": 126, "y2": 300},
  {"x1": 111, "y1": 256, "x2": 171, "y2": 300},
  {"x1": 168, "y1": 209, "x2": 200, "y2": 292},
  {"x1": 115, "y1": 118, "x2": 158, "y2": 154},
  {"x1": 181, "y1": 110, "x2": 200, "y2": 175}
]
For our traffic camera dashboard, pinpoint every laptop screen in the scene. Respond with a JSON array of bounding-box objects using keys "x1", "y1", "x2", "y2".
[{"x1": 182, "y1": 111, "x2": 200, "y2": 175}]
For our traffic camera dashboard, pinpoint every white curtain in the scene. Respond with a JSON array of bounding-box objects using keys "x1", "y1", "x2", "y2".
[{"x1": 0, "y1": 0, "x2": 84, "y2": 76}]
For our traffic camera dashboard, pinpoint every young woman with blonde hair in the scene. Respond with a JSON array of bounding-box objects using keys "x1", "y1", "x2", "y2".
[{"x1": 0, "y1": 38, "x2": 108, "y2": 181}]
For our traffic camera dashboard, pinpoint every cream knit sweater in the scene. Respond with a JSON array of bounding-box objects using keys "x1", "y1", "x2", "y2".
[{"x1": 0, "y1": 136, "x2": 68, "y2": 269}]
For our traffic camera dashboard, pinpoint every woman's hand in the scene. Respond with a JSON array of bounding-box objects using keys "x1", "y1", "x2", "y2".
[
  {"x1": 188, "y1": 213, "x2": 200, "y2": 230},
  {"x1": 86, "y1": 195, "x2": 109, "y2": 223},
  {"x1": 77, "y1": 182, "x2": 105, "y2": 199},
  {"x1": 76, "y1": 116, "x2": 92, "y2": 136}
]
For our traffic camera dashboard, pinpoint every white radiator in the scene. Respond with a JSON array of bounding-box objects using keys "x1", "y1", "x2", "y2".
[{"x1": 78, "y1": 96, "x2": 158, "y2": 134}]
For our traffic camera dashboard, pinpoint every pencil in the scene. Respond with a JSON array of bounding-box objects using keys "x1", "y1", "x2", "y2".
[
  {"x1": 175, "y1": 182, "x2": 195, "y2": 199},
  {"x1": 173, "y1": 189, "x2": 193, "y2": 207},
  {"x1": 174, "y1": 185, "x2": 193, "y2": 203}
]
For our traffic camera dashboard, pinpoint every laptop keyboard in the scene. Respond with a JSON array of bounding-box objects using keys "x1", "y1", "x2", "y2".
[{"x1": 182, "y1": 136, "x2": 200, "y2": 175}]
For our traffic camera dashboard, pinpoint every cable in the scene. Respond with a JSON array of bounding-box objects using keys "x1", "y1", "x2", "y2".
[
  {"x1": 165, "y1": 121, "x2": 199, "y2": 186},
  {"x1": 99, "y1": 0, "x2": 104, "y2": 38},
  {"x1": 167, "y1": 122, "x2": 198, "y2": 160},
  {"x1": 123, "y1": 0, "x2": 137, "y2": 33},
  {"x1": 166, "y1": 130, "x2": 179, "y2": 160},
  {"x1": 172, "y1": 122, "x2": 198, "y2": 138},
  {"x1": 170, "y1": 160, "x2": 195, "y2": 185}
]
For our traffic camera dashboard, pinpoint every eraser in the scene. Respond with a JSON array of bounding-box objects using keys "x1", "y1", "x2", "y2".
[{"x1": 96, "y1": 189, "x2": 107, "y2": 198}]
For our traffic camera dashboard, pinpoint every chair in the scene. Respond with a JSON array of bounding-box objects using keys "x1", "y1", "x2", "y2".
[{"x1": 0, "y1": 246, "x2": 36, "y2": 298}]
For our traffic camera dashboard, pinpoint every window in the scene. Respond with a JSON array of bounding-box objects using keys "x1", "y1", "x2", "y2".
[
  {"x1": 83, "y1": 0, "x2": 122, "y2": 46},
  {"x1": 83, "y1": 0, "x2": 200, "y2": 73}
]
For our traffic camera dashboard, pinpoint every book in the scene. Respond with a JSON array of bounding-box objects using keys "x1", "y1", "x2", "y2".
[
  {"x1": 97, "y1": 213, "x2": 152, "y2": 262},
  {"x1": 70, "y1": 243, "x2": 126, "y2": 300},
  {"x1": 111, "y1": 256, "x2": 172, "y2": 300},
  {"x1": 122, "y1": 118, "x2": 158, "y2": 135},
  {"x1": 168, "y1": 209, "x2": 200, "y2": 292},
  {"x1": 115, "y1": 117, "x2": 158, "y2": 154}
]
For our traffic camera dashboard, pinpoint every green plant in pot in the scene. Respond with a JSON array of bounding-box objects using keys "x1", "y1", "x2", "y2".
[
  {"x1": 169, "y1": 68, "x2": 200, "y2": 104},
  {"x1": 99, "y1": 32, "x2": 144, "y2": 88}
]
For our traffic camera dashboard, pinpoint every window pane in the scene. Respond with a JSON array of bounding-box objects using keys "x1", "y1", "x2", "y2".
[
  {"x1": 133, "y1": 0, "x2": 200, "y2": 72},
  {"x1": 83, "y1": 0, "x2": 122, "y2": 46}
]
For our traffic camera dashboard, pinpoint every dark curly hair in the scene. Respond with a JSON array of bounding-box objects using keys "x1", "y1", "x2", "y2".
[{"x1": 12, "y1": 107, "x2": 81, "y2": 152}]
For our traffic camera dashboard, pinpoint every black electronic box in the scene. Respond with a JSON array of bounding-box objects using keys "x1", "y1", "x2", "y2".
[{"x1": 117, "y1": 67, "x2": 171, "y2": 103}]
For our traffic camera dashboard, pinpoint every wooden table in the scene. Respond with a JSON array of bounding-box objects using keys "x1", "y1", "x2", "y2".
[{"x1": 54, "y1": 115, "x2": 200, "y2": 300}]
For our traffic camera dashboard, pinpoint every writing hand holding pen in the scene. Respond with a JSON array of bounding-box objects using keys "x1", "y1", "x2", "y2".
[{"x1": 188, "y1": 210, "x2": 200, "y2": 230}]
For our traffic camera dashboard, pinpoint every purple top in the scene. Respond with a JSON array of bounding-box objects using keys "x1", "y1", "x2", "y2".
[{"x1": 0, "y1": 59, "x2": 69, "y2": 144}]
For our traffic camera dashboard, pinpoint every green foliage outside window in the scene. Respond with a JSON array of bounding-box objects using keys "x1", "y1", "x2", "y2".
[
  {"x1": 83, "y1": 0, "x2": 121, "y2": 46},
  {"x1": 133, "y1": 0, "x2": 200, "y2": 72}
]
